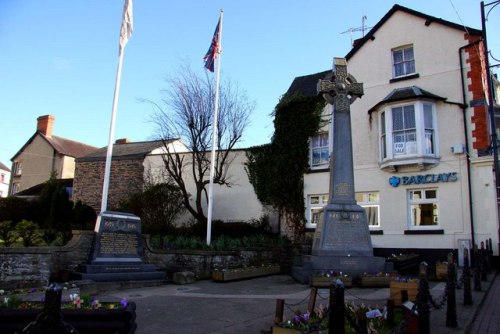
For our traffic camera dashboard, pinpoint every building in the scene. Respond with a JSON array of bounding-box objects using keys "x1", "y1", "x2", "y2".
[
  {"x1": 0, "y1": 162, "x2": 10, "y2": 198},
  {"x1": 9, "y1": 115, "x2": 98, "y2": 196},
  {"x1": 291, "y1": 5, "x2": 498, "y2": 263}
]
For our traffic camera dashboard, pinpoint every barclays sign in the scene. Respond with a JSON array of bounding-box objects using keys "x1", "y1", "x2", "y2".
[{"x1": 389, "y1": 172, "x2": 458, "y2": 188}]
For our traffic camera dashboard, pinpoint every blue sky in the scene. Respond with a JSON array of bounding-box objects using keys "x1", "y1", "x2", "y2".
[{"x1": 0, "y1": 0, "x2": 497, "y2": 168}]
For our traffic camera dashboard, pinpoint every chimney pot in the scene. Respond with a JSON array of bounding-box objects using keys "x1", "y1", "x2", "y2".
[{"x1": 37, "y1": 115, "x2": 55, "y2": 137}]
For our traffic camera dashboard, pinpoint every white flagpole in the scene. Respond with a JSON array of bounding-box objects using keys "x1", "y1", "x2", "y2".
[
  {"x1": 99, "y1": 0, "x2": 133, "y2": 223},
  {"x1": 207, "y1": 9, "x2": 223, "y2": 246}
]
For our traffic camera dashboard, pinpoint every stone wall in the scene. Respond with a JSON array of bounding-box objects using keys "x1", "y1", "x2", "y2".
[
  {"x1": 73, "y1": 159, "x2": 144, "y2": 211},
  {"x1": 0, "y1": 231, "x2": 294, "y2": 289}
]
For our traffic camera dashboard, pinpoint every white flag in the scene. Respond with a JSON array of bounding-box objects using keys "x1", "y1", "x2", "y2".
[{"x1": 119, "y1": 0, "x2": 133, "y2": 55}]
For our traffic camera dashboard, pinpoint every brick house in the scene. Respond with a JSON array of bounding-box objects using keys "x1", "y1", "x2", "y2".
[{"x1": 10, "y1": 115, "x2": 98, "y2": 195}]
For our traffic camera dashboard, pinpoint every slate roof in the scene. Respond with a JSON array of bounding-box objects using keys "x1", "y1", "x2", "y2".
[
  {"x1": 368, "y1": 86, "x2": 447, "y2": 114},
  {"x1": 286, "y1": 70, "x2": 330, "y2": 97},
  {"x1": 0, "y1": 161, "x2": 10, "y2": 171},
  {"x1": 77, "y1": 140, "x2": 168, "y2": 162},
  {"x1": 11, "y1": 132, "x2": 98, "y2": 161},
  {"x1": 345, "y1": 4, "x2": 482, "y2": 60}
]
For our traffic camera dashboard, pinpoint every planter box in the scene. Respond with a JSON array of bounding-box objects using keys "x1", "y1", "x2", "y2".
[
  {"x1": 389, "y1": 281, "x2": 419, "y2": 306},
  {"x1": 360, "y1": 276, "x2": 391, "y2": 288},
  {"x1": 389, "y1": 255, "x2": 421, "y2": 274},
  {"x1": 310, "y1": 276, "x2": 352, "y2": 288},
  {"x1": 272, "y1": 326, "x2": 327, "y2": 334},
  {"x1": 212, "y1": 265, "x2": 280, "y2": 282},
  {"x1": 0, "y1": 302, "x2": 137, "y2": 334}
]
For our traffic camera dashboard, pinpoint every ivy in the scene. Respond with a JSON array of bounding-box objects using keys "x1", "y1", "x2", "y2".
[{"x1": 246, "y1": 93, "x2": 326, "y2": 238}]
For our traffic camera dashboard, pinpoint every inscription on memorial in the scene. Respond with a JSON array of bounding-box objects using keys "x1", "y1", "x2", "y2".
[
  {"x1": 99, "y1": 232, "x2": 138, "y2": 255},
  {"x1": 334, "y1": 182, "x2": 351, "y2": 197},
  {"x1": 323, "y1": 213, "x2": 370, "y2": 249}
]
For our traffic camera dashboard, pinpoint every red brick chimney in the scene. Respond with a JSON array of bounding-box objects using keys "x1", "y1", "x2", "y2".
[
  {"x1": 115, "y1": 138, "x2": 130, "y2": 144},
  {"x1": 37, "y1": 115, "x2": 55, "y2": 137}
]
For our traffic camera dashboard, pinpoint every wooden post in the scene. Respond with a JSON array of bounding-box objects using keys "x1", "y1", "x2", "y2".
[
  {"x1": 274, "y1": 299, "x2": 284, "y2": 325},
  {"x1": 481, "y1": 241, "x2": 488, "y2": 281},
  {"x1": 386, "y1": 299, "x2": 395, "y2": 325},
  {"x1": 473, "y1": 244, "x2": 482, "y2": 291},
  {"x1": 329, "y1": 282, "x2": 345, "y2": 334},
  {"x1": 446, "y1": 254, "x2": 458, "y2": 328},
  {"x1": 463, "y1": 248, "x2": 473, "y2": 305},
  {"x1": 308, "y1": 287, "x2": 317, "y2": 314},
  {"x1": 418, "y1": 262, "x2": 430, "y2": 334}
]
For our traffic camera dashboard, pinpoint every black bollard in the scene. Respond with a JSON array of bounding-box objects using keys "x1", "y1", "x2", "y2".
[
  {"x1": 386, "y1": 299, "x2": 395, "y2": 325},
  {"x1": 329, "y1": 279, "x2": 345, "y2": 334},
  {"x1": 418, "y1": 262, "x2": 430, "y2": 334},
  {"x1": 480, "y1": 242, "x2": 488, "y2": 281},
  {"x1": 485, "y1": 240, "x2": 492, "y2": 274},
  {"x1": 488, "y1": 238, "x2": 494, "y2": 271},
  {"x1": 446, "y1": 255, "x2": 458, "y2": 328},
  {"x1": 20, "y1": 283, "x2": 78, "y2": 334},
  {"x1": 473, "y1": 244, "x2": 482, "y2": 292},
  {"x1": 463, "y1": 248, "x2": 473, "y2": 305}
]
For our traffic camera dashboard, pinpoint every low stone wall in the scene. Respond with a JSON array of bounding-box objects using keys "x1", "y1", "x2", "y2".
[{"x1": 0, "y1": 231, "x2": 293, "y2": 289}]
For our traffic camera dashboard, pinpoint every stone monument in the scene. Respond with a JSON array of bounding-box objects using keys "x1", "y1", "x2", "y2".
[
  {"x1": 292, "y1": 58, "x2": 386, "y2": 283},
  {"x1": 74, "y1": 211, "x2": 166, "y2": 282}
]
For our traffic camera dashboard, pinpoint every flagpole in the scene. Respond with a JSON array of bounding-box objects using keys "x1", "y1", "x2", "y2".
[
  {"x1": 207, "y1": 9, "x2": 223, "y2": 246},
  {"x1": 97, "y1": 0, "x2": 133, "y2": 230}
]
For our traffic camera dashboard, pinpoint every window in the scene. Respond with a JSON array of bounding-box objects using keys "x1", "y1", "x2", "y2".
[
  {"x1": 379, "y1": 102, "x2": 438, "y2": 168},
  {"x1": 0, "y1": 173, "x2": 4, "y2": 183},
  {"x1": 393, "y1": 46, "x2": 415, "y2": 78},
  {"x1": 306, "y1": 194, "x2": 328, "y2": 228},
  {"x1": 355, "y1": 192, "x2": 380, "y2": 227},
  {"x1": 310, "y1": 133, "x2": 329, "y2": 168},
  {"x1": 11, "y1": 183, "x2": 19, "y2": 194},
  {"x1": 408, "y1": 189, "x2": 439, "y2": 227},
  {"x1": 13, "y1": 162, "x2": 22, "y2": 176}
]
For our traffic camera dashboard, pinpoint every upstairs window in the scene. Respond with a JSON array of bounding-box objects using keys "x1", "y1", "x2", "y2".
[
  {"x1": 379, "y1": 101, "x2": 438, "y2": 167},
  {"x1": 310, "y1": 133, "x2": 329, "y2": 168},
  {"x1": 393, "y1": 46, "x2": 415, "y2": 78},
  {"x1": 13, "y1": 162, "x2": 22, "y2": 176}
]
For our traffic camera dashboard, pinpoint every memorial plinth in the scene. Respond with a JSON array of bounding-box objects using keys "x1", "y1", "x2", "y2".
[
  {"x1": 291, "y1": 58, "x2": 386, "y2": 283},
  {"x1": 73, "y1": 211, "x2": 165, "y2": 282}
]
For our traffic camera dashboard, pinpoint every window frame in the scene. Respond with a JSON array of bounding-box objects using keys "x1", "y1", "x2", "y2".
[
  {"x1": 407, "y1": 188, "x2": 440, "y2": 229},
  {"x1": 355, "y1": 192, "x2": 381, "y2": 228},
  {"x1": 13, "y1": 162, "x2": 22, "y2": 176},
  {"x1": 392, "y1": 45, "x2": 416, "y2": 78},
  {"x1": 379, "y1": 101, "x2": 439, "y2": 168},
  {"x1": 306, "y1": 194, "x2": 329, "y2": 229},
  {"x1": 309, "y1": 132, "x2": 330, "y2": 169}
]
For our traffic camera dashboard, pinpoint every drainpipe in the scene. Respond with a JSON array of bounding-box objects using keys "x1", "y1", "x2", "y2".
[{"x1": 459, "y1": 41, "x2": 481, "y2": 250}]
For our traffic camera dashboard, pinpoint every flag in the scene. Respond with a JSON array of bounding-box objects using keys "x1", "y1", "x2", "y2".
[
  {"x1": 119, "y1": 0, "x2": 133, "y2": 55},
  {"x1": 203, "y1": 18, "x2": 221, "y2": 72}
]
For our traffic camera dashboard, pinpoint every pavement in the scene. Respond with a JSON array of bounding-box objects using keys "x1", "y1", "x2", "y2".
[{"x1": 93, "y1": 271, "x2": 499, "y2": 334}]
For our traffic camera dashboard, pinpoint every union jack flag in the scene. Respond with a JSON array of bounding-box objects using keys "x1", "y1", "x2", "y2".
[{"x1": 203, "y1": 18, "x2": 221, "y2": 72}]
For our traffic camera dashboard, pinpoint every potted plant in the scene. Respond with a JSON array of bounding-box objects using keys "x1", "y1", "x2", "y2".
[{"x1": 310, "y1": 270, "x2": 352, "y2": 288}]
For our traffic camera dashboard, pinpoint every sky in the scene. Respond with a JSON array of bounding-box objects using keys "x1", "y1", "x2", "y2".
[{"x1": 0, "y1": 0, "x2": 498, "y2": 168}]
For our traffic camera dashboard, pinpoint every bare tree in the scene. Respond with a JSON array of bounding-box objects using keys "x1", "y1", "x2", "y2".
[{"x1": 148, "y1": 65, "x2": 254, "y2": 224}]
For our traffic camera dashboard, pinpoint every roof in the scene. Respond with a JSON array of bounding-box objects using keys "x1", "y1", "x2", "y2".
[
  {"x1": 368, "y1": 86, "x2": 447, "y2": 114},
  {"x1": 345, "y1": 4, "x2": 482, "y2": 60},
  {"x1": 11, "y1": 132, "x2": 98, "y2": 161},
  {"x1": 0, "y1": 161, "x2": 10, "y2": 172},
  {"x1": 286, "y1": 71, "x2": 330, "y2": 97},
  {"x1": 14, "y1": 178, "x2": 73, "y2": 197},
  {"x1": 77, "y1": 140, "x2": 167, "y2": 162}
]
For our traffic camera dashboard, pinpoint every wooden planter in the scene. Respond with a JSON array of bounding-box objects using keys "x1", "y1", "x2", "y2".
[
  {"x1": 310, "y1": 276, "x2": 352, "y2": 288},
  {"x1": 360, "y1": 276, "x2": 391, "y2": 288},
  {"x1": 390, "y1": 255, "x2": 421, "y2": 274},
  {"x1": 212, "y1": 265, "x2": 281, "y2": 282},
  {"x1": 0, "y1": 302, "x2": 137, "y2": 334},
  {"x1": 272, "y1": 326, "x2": 327, "y2": 334},
  {"x1": 389, "y1": 281, "x2": 419, "y2": 306}
]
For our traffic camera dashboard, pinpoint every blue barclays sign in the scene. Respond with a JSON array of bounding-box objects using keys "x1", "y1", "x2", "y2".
[{"x1": 388, "y1": 172, "x2": 458, "y2": 188}]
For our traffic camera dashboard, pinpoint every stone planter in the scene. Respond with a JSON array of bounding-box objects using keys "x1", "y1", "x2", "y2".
[
  {"x1": 360, "y1": 276, "x2": 391, "y2": 288},
  {"x1": 389, "y1": 281, "x2": 419, "y2": 306},
  {"x1": 310, "y1": 276, "x2": 352, "y2": 288},
  {"x1": 212, "y1": 265, "x2": 281, "y2": 282},
  {"x1": 0, "y1": 302, "x2": 137, "y2": 334}
]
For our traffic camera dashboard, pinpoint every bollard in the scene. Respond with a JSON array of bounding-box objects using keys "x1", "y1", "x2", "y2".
[
  {"x1": 488, "y1": 238, "x2": 494, "y2": 271},
  {"x1": 485, "y1": 240, "x2": 492, "y2": 274},
  {"x1": 463, "y1": 248, "x2": 473, "y2": 305},
  {"x1": 446, "y1": 257, "x2": 458, "y2": 328},
  {"x1": 308, "y1": 287, "x2": 317, "y2": 314},
  {"x1": 418, "y1": 262, "x2": 430, "y2": 334},
  {"x1": 473, "y1": 244, "x2": 482, "y2": 292},
  {"x1": 329, "y1": 279, "x2": 345, "y2": 334},
  {"x1": 386, "y1": 299, "x2": 395, "y2": 325},
  {"x1": 357, "y1": 311, "x2": 368, "y2": 334},
  {"x1": 20, "y1": 283, "x2": 78, "y2": 334},
  {"x1": 274, "y1": 299, "x2": 284, "y2": 325},
  {"x1": 480, "y1": 242, "x2": 488, "y2": 281}
]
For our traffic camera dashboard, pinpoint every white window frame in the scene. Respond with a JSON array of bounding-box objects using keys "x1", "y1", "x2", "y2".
[
  {"x1": 392, "y1": 45, "x2": 415, "y2": 78},
  {"x1": 379, "y1": 101, "x2": 438, "y2": 164},
  {"x1": 309, "y1": 132, "x2": 329, "y2": 169},
  {"x1": 13, "y1": 162, "x2": 22, "y2": 176},
  {"x1": 355, "y1": 192, "x2": 380, "y2": 228},
  {"x1": 306, "y1": 194, "x2": 328, "y2": 229},
  {"x1": 11, "y1": 182, "x2": 20, "y2": 195},
  {"x1": 407, "y1": 188, "x2": 439, "y2": 228}
]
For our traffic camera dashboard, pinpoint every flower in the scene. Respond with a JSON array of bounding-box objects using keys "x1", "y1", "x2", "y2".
[{"x1": 120, "y1": 298, "x2": 128, "y2": 308}]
